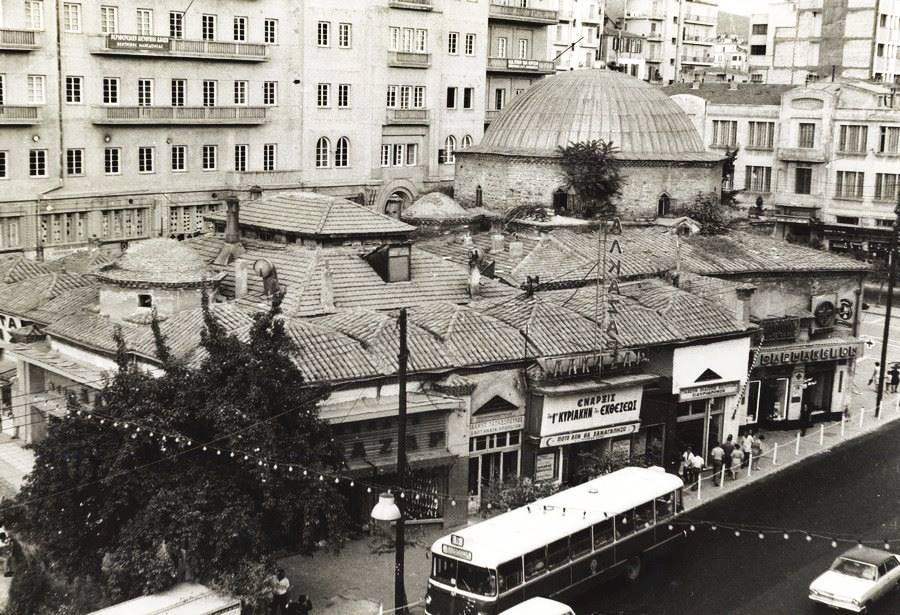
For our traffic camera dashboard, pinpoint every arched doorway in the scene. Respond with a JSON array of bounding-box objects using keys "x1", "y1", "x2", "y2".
[
  {"x1": 657, "y1": 193, "x2": 671, "y2": 217},
  {"x1": 384, "y1": 189, "x2": 413, "y2": 218},
  {"x1": 552, "y1": 188, "x2": 569, "y2": 215}
]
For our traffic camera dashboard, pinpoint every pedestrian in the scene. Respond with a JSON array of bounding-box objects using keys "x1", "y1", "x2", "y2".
[
  {"x1": 710, "y1": 442, "x2": 725, "y2": 486},
  {"x1": 869, "y1": 362, "x2": 880, "y2": 387},
  {"x1": 690, "y1": 451, "x2": 704, "y2": 491},
  {"x1": 752, "y1": 435, "x2": 765, "y2": 471},
  {"x1": 890, "y1": 366, "x2": 900, "y2": 393},
  {"x1": 741, "y1": 432, "x2": 754, "y2": 468},
  {"x1": 286, "y1": 595, "x2": 313, "y2": 615},
  {"x1": 800, "y1": 402, "x2": 812, "y2": 437},
  {"x1": 722, "y1": 434, "x2": 735, "y2": 475},
  {"x1": 681, "y1": 447, "x2": 696, "y2": 487},
  {"x1": 271, "y1": 568, "x2": 290, "y2": 615},
  {"x1": 730, "y1": 445, "x2": 744, "y2": 480}
]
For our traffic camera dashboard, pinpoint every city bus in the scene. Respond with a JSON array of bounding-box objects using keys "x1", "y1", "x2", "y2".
[{"x1": 425, "y1": 466, "x2": 685, "y2": 615}]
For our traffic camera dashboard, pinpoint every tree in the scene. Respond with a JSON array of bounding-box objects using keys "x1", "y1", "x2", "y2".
[
  {"x1": 2, "y1": 292, "x2": 348, "y2": 614},
  {"x1": 557, "y1": 140, "x2": 624, "y2": 219},
  {"x1": 478, "y1": 476, "x2": 558, "y2": 517},
  {"x1": 721, "y1": 147, "x2": 741, "y2": 206},
  {"x1": 675, "y1": 191, "x2": 738, "y2": 235}
]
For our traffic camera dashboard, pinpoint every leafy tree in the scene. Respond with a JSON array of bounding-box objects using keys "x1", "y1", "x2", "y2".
[
  {"x1": 557, "y1": 140, "x2": 624, "y2": 219},
  {"x1": 2, "y1": 292, "x2": 347, "y2": 613},
  {"x1": 675, "y1": 191, "x2": 738, "y2": 235},
  {"x1": 479, "y1": 476, "x2": 559, "y2": 517}
]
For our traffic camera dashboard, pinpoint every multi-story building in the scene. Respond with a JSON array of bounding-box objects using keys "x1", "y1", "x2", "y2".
[
  {"x1": 669, "y1": 79, "x2": 900, "y2": 258},
  {"x1": 749, "y1": 0, "x2": 900, "y2": 85},
  {"x1": 0, "y1": 0, "x2": 489, "y2": 258},
  {"x1": 598, "y1": 22, "x2": 649, "y2": 78},
  {"x1": 552, "y1": 0, "x2": 606, "y2": 72},
  {"x1": 607, "y1": 0, "x2": 719, "y2": 83}
]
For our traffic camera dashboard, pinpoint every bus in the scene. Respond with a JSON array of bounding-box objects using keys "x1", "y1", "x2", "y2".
[{"x1": 425, "y1": 466, "x2": 685, "y2": 615}]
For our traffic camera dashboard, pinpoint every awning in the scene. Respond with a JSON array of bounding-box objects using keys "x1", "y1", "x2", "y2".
[
  {"x1": 3, "y1": 342, "x2": 108, "y2": 388},
  {"x1": 319, "y1": 391, "x2": 462, "y2": 424},
  {"x1": 342, "y1": 449, "x2": 457, "y2": 477},
  {"x1": 531, "y1": 372, "x2": 660, "y2": 396}
]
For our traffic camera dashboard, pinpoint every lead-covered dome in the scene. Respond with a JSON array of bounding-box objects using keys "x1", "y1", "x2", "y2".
[
  {"x1": 474, "y1": 70, "x2": 717, "y2": 161},
  {"x1": 94, "y1": 238, "x2": 221, "y2": 287}
]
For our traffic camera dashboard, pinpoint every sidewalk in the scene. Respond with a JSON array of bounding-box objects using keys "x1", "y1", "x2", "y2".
[{"x1": 0, "y1": 435, "x2": 34, "y2": 500}]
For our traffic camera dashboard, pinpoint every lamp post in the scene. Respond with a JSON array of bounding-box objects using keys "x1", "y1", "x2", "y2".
[
  {"x1": 371, "y1": 308, "x2": 408, "y2": 615},
  {"x1": 875, "y1": 198, "x2": 900, "y2": 418}
]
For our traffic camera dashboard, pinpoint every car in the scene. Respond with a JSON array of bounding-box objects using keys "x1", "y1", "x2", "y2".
[
  {"x1": 808, "y1": 547, "x2": 900, "y2": 612},
  {"x1": 498, "y1": 597, "x2": 575, "y2": 615}
]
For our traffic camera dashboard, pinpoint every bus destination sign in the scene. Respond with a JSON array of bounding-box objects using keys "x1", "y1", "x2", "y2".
[
  {"x1": 441, "y1": 544, "x2": 473, "y2": 561},
  {"x1": 451, "y1": 534, "x2": 464, "y2": 547}
]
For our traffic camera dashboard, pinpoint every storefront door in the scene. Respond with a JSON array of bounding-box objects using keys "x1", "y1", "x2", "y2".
[
  {"x1": 761, "y1": 377, "x2": 790, "y2": 421},
  {"x1": 802, "y1": 365, "x2": 834, "y2": 414}
]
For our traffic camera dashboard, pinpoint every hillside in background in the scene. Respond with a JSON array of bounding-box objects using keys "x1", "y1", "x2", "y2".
[{"x1": 717, "y1": 11, "x2": 749, "y2": 41}]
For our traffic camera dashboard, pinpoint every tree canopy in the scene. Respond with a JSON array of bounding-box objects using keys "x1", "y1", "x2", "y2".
[
  {"x1": 3, "y1": 293, "x2": 347, "y2": 614},
  {"x1": 557, "y1": 140, "x2": 624, "y2": 219},
  {"x1": 675, "y1": 191, "x2": 738, "y2": 235}
]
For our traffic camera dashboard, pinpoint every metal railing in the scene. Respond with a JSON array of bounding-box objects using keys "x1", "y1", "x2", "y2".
[
  {"x1": 92, "y1": 34, "x2": 268, "y2": 60},
  {"x1": 388, "y1": 0, "x2": 434, "y2": 9},
  {"x1": 0, "y1": 106, "x2": 40, "y2": 123},
  {"x1": 487, "y1": 56, "x2": 556, "y2": 73},
  {"x1": 683, "y1": 13, "x2": 716, "y2": 24},
  {"x1": 680, "y1": 55, "x2": 714, "y2": 64},
  {"x1": 0, "y1": 28, "x2": 38, "y2": 48},
  {"x1": 489, "y1": 1, "x2": 559, "y2": 23},
  {"x1": 94, "y1": 106, "x2": 267, "y2": 124}
]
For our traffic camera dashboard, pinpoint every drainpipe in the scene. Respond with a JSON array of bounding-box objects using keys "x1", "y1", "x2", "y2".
[{"x1": 53, "y1": 0, "x2": 65, "y2": 185}]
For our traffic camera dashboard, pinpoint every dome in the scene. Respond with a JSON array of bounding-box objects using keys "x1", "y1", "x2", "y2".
[
  {"x1": 474, "y1": 70, "x2": 717, "y2": 161},
  {"x1": 95, "y1": 238, "x2": 219, "y2": 287},
  {"x1": 402, "y1": 192, "x2": 481, "y2": 223}
]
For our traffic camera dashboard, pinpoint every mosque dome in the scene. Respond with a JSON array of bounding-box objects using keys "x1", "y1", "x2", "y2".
[{"x1": 95, "y1": 238, "x2": 219, "y2": 287}]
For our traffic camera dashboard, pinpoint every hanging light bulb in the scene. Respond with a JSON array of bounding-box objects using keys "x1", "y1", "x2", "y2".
[
  {"x1": 806, "y1": 534, "x2": 813, "y2": 542},
  {"x1": 783, "y1": 533, "x2": 790, "y2": 540},
  {"x1": 758, "y1": 533, "x2": 765, "y2": 540},
  {"x1": 689, "y1": 525, "x2": 696, "y2": 532},
  {"x1": 734, "y1": 530, "x2": 741, "y2": 537},
  {"x1": 831, "y1": 539, "x2": 838, "y2": 548}
]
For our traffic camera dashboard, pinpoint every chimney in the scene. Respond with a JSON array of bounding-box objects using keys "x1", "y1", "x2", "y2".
[
  {"x1": 691, "y1": 80, "x2": 701, "y2": 90},
  {"x1": 468, "y1": 252, "x2": 482, "y2": 298},
  {"x1": 224, "y1": 197, "x2": 240, "y2": 244},
  {"x1": 508, "y1": 240, "x2": 524, "y2": 259},
  {"x1": 490, "y1": 233, "x2": 505, "y2": 253},
  {"x1": 735, "y1": 283, "x2": 757, "y2": 327},
  {"x1": 234, "y1": 260, "x2": 249, "y2": 299},
  {"x1": 248, "y1": 185, "x2": 263, "y2": 201}
]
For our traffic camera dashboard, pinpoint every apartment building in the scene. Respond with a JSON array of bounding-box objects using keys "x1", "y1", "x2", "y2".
[
  {"x1": 669, "y1": 80, "x2": 900, "y2": 258},
  {"x1": 552, "y1": 0, "x2": 606, "y2": 72},
  {"x1": 607, "y1": 0, "x2": 718, "y2": 83},
  {"x1": 0, "y1": 0, "x2": 489, "y2": 258},
  {"x1": 749, "y1": 0, "x2": 900, "y2": 85}
]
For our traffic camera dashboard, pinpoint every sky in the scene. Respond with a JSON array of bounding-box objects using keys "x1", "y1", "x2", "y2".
[{"x1": 716, "y1": 0, "x2": 756, "y2": 16}]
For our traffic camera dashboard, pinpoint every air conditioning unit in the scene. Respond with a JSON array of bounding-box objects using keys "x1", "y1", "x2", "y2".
[{"x1": 811, "y1": 293, "x2": 837, "y2": 332}]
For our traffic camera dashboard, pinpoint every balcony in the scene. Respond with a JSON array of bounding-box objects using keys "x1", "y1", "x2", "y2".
[
  {"x1": 487, "y1": 56, "x2": 556, "y2": 74},
  {"x1": 625, "y1": 11, "x2": 665, "y2": 20},
  {"x1": 682, "y1": 35, "x2": 716, "y2": 45},
  {"x1": 0, "y1": 106, "x2": 40, "y2": 125},
  {"x1": 0, "y1": 28, "x2": 40, "y2": 50},
  {"x1": 489, "y1": 1, "x2": 559, "y2": 24},
  {"x1": 387, "y1": 51, "x2": 431, "y2": 68},
  {"x1": 90, "y1": 34, "x2": 269, "y2": 62},
  {"x1": 776, "y1": 147, "x2": 827, "y2": 163},
  {"x1": 388, "y1": 0, "x2": 434, "y2": 9},
  {"x1": 92, "y1": 106, "x2": 267, "y2": 125},
  {"x1": 484, "y1": 109, "x2": 500, "y2": 124},
  {"x1": 683, "y1": 14, "x2": 716, "y2": 25},
  {"x1": 385, "y1": 108, "x2": 431, "y2": 125},
  {"x1": 680, "y1": 55, "x2": 714, "y2": 65}
]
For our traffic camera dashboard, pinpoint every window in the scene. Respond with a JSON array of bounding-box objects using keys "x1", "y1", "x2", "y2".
[
  {"x1": 0, "y1": 151, "x2": 6, "y2": 179},
  {"x1": 547, "y1": 538, "x2": 568, "y2": 569},
  {"x1": 878, "y1": 43, "x2": 885, "y2": 58},
  {"x1": 798, "y1": 122, "x2": 816, "y2": 148},
  {"x1": 465, "y1": 33, "x2": 475, "y2": 55},
  {"x1": 747, "y1": 121, "x2": 774, "y2": 149},
  {"x1": 634, "y1": 501, "x2": 655, "y2": 529},
  {"x1": 463, "y1": 87, "x2": 474, "y2": 109},
  {"x1": 405, "y1": 143, "x2": 417, "y2": 166},
  {"x1": 439, "y1": 135, "x2": 457, "y2": 165},
  {"x1": 393, "y1": 143, "x2": 404, "y2": 166},
  {"x1": 836, "y1": 216, "x2": 859, "y2": 225},
  {"x1": 386, "y1": 85, "x2": 397, "y2": 108},
  {"x1": 65, "y1": 76, "x2": 82, "y2": 104},
  {"x1": 65, "y1": 148, "x2": 83, "y2": 176},
  {"x1": 593, "y1": 518, "x2": 614, "y2": 549},
  {"x1": 233, "y1": 16, "x2": 246, "y2": 42},
  {"x1": 518, "y1": 38, "x2": 528, "y2": 59},
  {"x1": 615, "y1": 509, "x2": 635, "y2": 539},
  {"x1": 203, "y1": 80, "x2": 216, "y2": 107},
  {"x1": 264, "y1": 19, "x2": 277, "y2": 44},
  {"x1": 263, "y1": 81, "x2": 277, "y2": 106},
  {"x1": 414, "y1": 86, "x2": 425, "y2": 108},
  {"x1": 879, "y1": 126, "x2": 900, "y2": 153},
  {"x1": 62, "y1": 2, "x2": 80, "y2": 32},
  {"x1": 497, "y1": 560, "x2": 522, "y2": 593},
  {"x1": 263, "y1": 143, "x2": 276, "y2": 171},
  {"x1": 711, "y1": 120, "x2": 737, "y2": 147},
  {"x1": 462, "y1": 135, "x2": 473, "y2": 149},
  {"x1": 233, "y1": 80, "x2": 247, "y2": 105},
  {"x1": 570, "y1": 528, "x2": 591, "y2": 558},
  {"x1": 138, "y1": 294, "x2": 152, "y2": 308},
  {"x1": 138, "y1": 146, "x2": 154, "y2": 173},
  {"x1": 202, "y1": 145, "x2": 217, "y2": 170},
  {"x1": 317, "y1": 83, "x2": 329, "y2": 107},
  {"x1": 25, "y1": 0, "x2": 43, "y2": 30},
  {"x1": 27, "y1": 75, "x2": 45, "y2": 104},
  {"x1": 100, "y1": 5, "x2": 117, "y2": 33},
  {"x1": 202, "y1": 14, "x2": 216, "y2": 41},
  {"x1": 42, "y1": 211, "x2": 88, "y2": 244},
  {"x1": 317, "y1": 21, "x2": 329, "y2": 46},
  {"x1": 338, "y1": 22, "x2": 351, "y2": 48},
  {"x1": 751, "y1": 23, "x2": 767, "y2": 35},
  {"x1": 655, "y1": 493, "x2": 675, "y2": 521},
  {"x1": 876, "y1": 173, "x2": 899, "y2": 201},
  {"x1": 138, "y1": 78, "x2": 153, "y2": 107},
  {"x1": 415, "y1": 28, "x2": 427, "y2": 52},
  {"x1": 171, "y1": 79, "x2": 185, "y2": 107},
  {"x1": 233, "y1": 144, "x2": 247, "y2": 172},
  {"x1": 745, "y1": 165, "x2": 772, "y2": 192},
  {"x1": 750, "y1": 44, "x2": 766, "y2": 55},
  {"x1": 0, "y1": 216, "x2": 20, "y2": 249},
  {"x1": 335, "y1": 137, "x2": 349, "y2": 168},
  {"x1": 494, "y1": 88, "x2": 506, "y2": 110},
  {"x1": 381, "y1": 144, "x2": 391, "y2": 167},
  {"x1": 104, "y1": 147, "x2": 120, "y2": 174},
  {"x1": 751, "y1": 73, "x2": 763, "y2": 83},
  {"x1": 171, "y1": 145, "x2": 186, "y2": 172},
  {"x1": 446, "y1": 86, "x2": 457, "y2": 109},
  {"x1": 399, "y1": 85, "x2": 410, "y2": 109},
  {"x1": 497, "y1": 36, "x2": 507, "y2": 58},
  {"x1": 835, "y1": 171, "x2": 864, "y2": 199},
  {"x1": 448, "y1": 31, "x2": 458, "y2": 54},
  {"x1": 169, "y1": 11, "x2": 183, "y2": 38},
  {"x1": 337, "y1": 83, "x2": 350, "y2": 108},
  {"x1": 99, "y1": 208, "x2": 146, "y2": 239},
  {"x1": 524, "y1": 547, "x2": 547, "y2": 580},
  {"x1": 795, "y1": 167, "x2": 812, "y2": 194},
  {"x1": 136, "y1": 8, "x2": 152, "y2": 35},
  {"x1": 838, "y1": 125, "x2": 868, "y2": 153},
  {"x1": 103, "y1": 77, "x2": 119, "y2": 104},
  {"x1": 315, "y1": 138, "x2": 330, "y2": 168}
]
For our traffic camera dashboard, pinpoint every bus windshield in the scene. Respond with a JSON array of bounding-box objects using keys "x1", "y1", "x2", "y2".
[{"x1": 432, "y1": 554, "x2": 497, "y2": 596}]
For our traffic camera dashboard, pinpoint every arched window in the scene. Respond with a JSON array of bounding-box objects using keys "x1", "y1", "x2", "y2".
[
  {"x1": 335, "y1": 137, "x2": 349, "y2": 168},
  {"x1": 315, "y1": 137, "x2": 330, "y2": 168},
  {"x1": 445, "y1": 135, "x2": 457, "y2": 164},
  {"x1": 462, "y1": 134, "x2": 473, "y2": 149}
]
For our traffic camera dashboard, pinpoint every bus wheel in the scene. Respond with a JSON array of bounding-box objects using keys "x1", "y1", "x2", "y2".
[{"x1": 624, "y1": 556, "x2": 641, "y2": 581}]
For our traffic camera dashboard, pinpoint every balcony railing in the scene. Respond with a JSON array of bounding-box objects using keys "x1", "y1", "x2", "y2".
[
  {"x1": 683, "y1": 14, "x2": 716, "y2": 25},
  {"x1": 680, "y1": 55, "x2": 714, "y2": 65},
  {"x1": 489, "y1": 1, "x2": 559, "y2": 24},
  {"x1": 387, "y1": 51, "x2": 431, "y2": 68},
  {"x1": 385, "y1": 108, "x2": 431, "y2": 125},
  {"x1": 92, "y1": 106, "x2": 268, "y2": 125},
  {"x1": 487, "y1": 56, "x2": 556, "y2": 73},
  {"x1": 625, "y1": 11, "x2": 665, "y2": 20},
  {"x1": 90, "y1": 34, "x2": 269, "y2": 61},
  {"x1": 389, "y1": 0, "x2": 434, "y2": 9},
  {"x1": 0, "y1": 105, "x2": 41, "y2": 125},
  {"x1": 0, "y1": 28, "x2": 40, "y2": 50},
  {"x1": 682, "y1": 35, "x2": 716, "y2": 44}
]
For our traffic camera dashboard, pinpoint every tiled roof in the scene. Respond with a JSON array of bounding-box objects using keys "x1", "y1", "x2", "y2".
[
  {"x1": 665, "y1": 83, "x2": 794, "y2": 106},
  {"x1": 47, "y1": 249, "x2": 115, "y2": 274},
  {"x1": 44, "y1": 312, "x2": 142, "y2": 355},
  {"x1": 0, "y1": 255, "x2": 53, "y2": 284},
  {"x1": 206, "y1": 192, "x2": 415, "y2": 238},
  {"x1": 26, "y1": 287, "x2": 99, "y2": 325},
  {"x1": 95, "y1": 238, "x2": 222, "y2": 287},
  {"x1": 0, "y1": 273, "x2": 93, "y2": 319}
]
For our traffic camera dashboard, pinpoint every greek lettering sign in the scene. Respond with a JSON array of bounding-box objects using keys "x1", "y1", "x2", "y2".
[
  {"x1": 441, "y1": 544, "x2": 472, "y2": 561},
  {"x1": 757, "y1": 343, "x2": 860, "y2": 367},
  {"x1": 678, "y1": 380, "x2": 740, "y2": 402},
  {"x1": 107, "y1": 34, "x2": 171, "y2": 51},
  {"x1": 469, "y1": 415, "x2": 525, "y2": 438},
  {"x1": 539, "y1": 385, "x2": 643, "y2": 437},
  {"x1": 539, "y1": 422, "x2": 639, "y2": 448},
  {"x1": 534, "y1": 453, "x2": 556, "y2": 482},
  {"x1": 507, "y1": 58, "x2": 539, "y2": 70}
]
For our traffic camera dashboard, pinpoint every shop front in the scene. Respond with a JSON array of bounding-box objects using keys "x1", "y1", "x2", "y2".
[{"x1": 466, "y1": 395, "x2": 525, "y2": 509}]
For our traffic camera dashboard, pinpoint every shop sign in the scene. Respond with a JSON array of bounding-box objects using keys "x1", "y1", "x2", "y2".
[
  {"x1": 534, "y1": 452, "x2": 556, "y2": 482},
  {"x1": 469, "y1": 415, "x2": 525, "y2": 438},
  {"x1": 678, "y1": 380, "x2": 740, "y2": 402},
  {"x1": 441, "y1": 544, "x2": 473, "y2": 561},
  {"x1": 539, "y1": 385, "x2": 643, "y2": 437},
  {"x1": 539, "y1": 422, "x2": 639, "y2": 448},
  {"x1": 507, "y1": 58, "x2": 539, "y2": 70},
  {"x1": 107, "y1": 34, "x2": 171, "y2": 51},
  {"x1": 757, "y1": 343, "x2": 860, "y2": 367},
  {"x1": 537, "y1": 349, "x2": 647, "y2": 380},
  {"x1": 836, "y1": 298, "x2": 854, "y2": 328}
]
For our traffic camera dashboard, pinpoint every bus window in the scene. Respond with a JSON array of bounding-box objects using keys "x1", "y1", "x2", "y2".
[
  {"x1": 655, "y1": 493, "x2": 673, "y2": 521},
  {"x1": 674, "y1": 489, "x2": 684, "y2": 513},
  {"x1": 547, "y1": 537, "x2": 569, "y2": 569},
  {"x1": 570, "y1": 528, "x2": 591, "y2": 558},
  {"x1": 634, "y1": 501, "x2": 654, "y2": 529},
  {"x1": 524, "y1": 547, "x2": 548, "y2": 580},
  {"x1": 432, "y1": 554, "x2": 498, "y2": 597},
  {"x1": 433, "y1": 554, "x2": 455, "y2": 585},
  {"x1": 593, "y1": 518, "x2": 614, "y2": 549},
  {"x1": 615, "y1": 510, "x2": 635, "y2": 539},
  {"x1": 498, "y1": 558, "x2": 522, "y2": 592}
]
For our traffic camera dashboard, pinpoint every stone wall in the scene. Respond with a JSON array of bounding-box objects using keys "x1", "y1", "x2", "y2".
[{"x1": 455, "y1": 152, "x2": 723, "y2": 219}]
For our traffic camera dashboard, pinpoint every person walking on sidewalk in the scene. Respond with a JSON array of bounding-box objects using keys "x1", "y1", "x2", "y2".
[
  {"x1": 869, "y1": 362, "x2": 880, "y2": 388},
  {"x1": 690, "y1": 452, "x2": 704, "y2": 491},
  {"x1": 740, "y1": 433, "x2": 754, "y2": 468},
  {"x1": 730, "y1": 445, "x2": 744, "y2": 480},
  {"x1": 681, "y1": 447, "x2": 696, "y2": 488},
  {"x1": 722, "y1": 435, "x2": 735, "y2": 477},
  {"x1": 889, "y1": 365, "x2": 900, "y2": 394},
  {"x1": 800, "y1": 402, "x2": 812, "y2": 437},
  {"x1": 751, "y1": 435, "x2": 763, "y2": 471},
  {"x1": 710, "y1": 442, "x2": 725, "y2": 485},
  {"x1": 270, "y1": 569, "x2": 290, "y2": 615}
]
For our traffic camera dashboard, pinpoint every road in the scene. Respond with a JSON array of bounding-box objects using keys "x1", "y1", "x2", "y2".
[{"x1": 572, "y1": 405, "x2": 900, "y2": 614}]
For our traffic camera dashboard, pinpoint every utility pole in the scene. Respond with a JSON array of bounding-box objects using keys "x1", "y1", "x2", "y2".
[
  {"x1": 875, "y1": 198, "x2": 900, "y2": 417},
  {"x1": 395, "y1": 307, "x2": 408, "y2": 615}
]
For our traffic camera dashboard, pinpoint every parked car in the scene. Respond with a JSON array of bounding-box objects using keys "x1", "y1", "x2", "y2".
[
  {"x1": 809, "y1": 547, "x2": 900, "y2": 612},
  {"x1": 499, "y1": 597, "x2": 575, "y2": 615}
]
